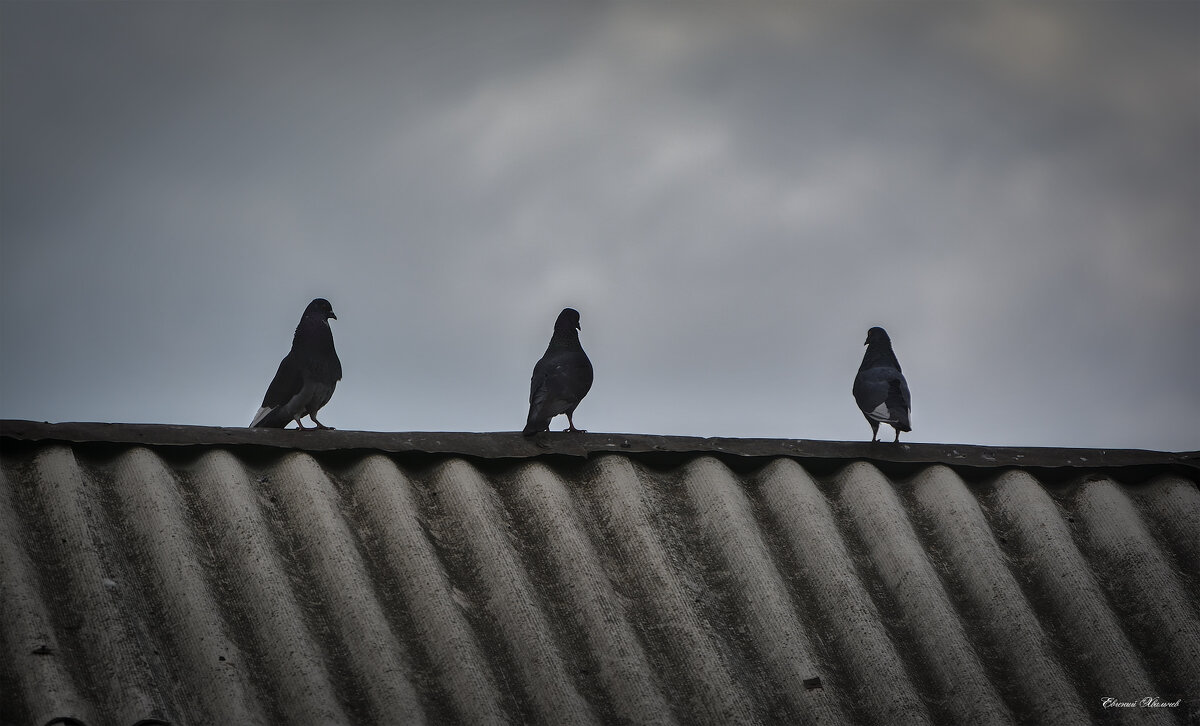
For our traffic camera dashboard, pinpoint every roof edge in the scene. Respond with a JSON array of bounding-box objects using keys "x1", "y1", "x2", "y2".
[{"x1": 2, "y1": 420, "x2": 1196, "y2": 471}]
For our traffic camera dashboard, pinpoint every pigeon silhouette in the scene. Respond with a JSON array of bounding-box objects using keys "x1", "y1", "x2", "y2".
[
  {"x1": 523, "y1": 307, "x2": 593, "y2": 436},
  {"x1": 852, "y1": 326, "x2": 911, "y2": 442},
  {"x1": 251, "y1": 298, "x2": 342, "y2": 429}
]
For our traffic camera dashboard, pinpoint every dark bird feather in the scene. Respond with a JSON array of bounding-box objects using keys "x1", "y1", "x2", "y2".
[
  {"x1": 251, "y1": 298, "x2": 342, "y2": 429},
  {"x1": 523, "y1": 308, "x2": 593, "y2": 436},
  {"x1": 852, "y1": 326, "x2": 911, "y2": 443}
]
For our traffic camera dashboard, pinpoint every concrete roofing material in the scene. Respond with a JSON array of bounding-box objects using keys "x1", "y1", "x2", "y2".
[{"x1": 1, "y1": 420, "x2": 1198, "y2": 726}]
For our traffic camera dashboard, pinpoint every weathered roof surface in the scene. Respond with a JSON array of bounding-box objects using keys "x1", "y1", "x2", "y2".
[{"x1": 1, "y1": 420, "x2": 1198, "y2": 726}]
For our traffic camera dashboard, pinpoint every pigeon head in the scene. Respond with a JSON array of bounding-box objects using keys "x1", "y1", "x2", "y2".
[
  {"x1": 304, "y1": 298, "x2": 337, "y2": 321},
  {"x1": 864, "y1": 326, "x2": 890, "y2": 346},
  {"x1": 555, "y1": 307, "x2": 582, "y2": 333}
]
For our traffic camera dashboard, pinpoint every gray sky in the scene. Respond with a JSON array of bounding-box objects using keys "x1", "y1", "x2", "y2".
[{"x1": 2, "y1": 2, "x2": 1198, "y2": 450}]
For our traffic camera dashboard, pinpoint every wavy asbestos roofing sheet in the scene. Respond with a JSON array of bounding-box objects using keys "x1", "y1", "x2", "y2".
[{"x1": 1, "y1": 421, "x2": 1198, "y2": 726}]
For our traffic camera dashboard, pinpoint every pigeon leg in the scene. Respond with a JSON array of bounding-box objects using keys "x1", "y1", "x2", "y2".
[
  {"x1": 893, "y1": 427, "x2": 901, "y2": 443},
  {"x1": 868, "y1": 419, "x2": 879, "y2": 442},
  {"x1": 309, "y1": 416, "x2": 334, "y2": 430},
  {"x1": 564, "y1": 412, "x2": 587, "y2": 434},
  {"x1": 294, "y1": 418, "x2": 308, "y2": 430}
]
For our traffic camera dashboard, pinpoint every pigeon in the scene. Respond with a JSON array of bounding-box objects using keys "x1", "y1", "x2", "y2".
[
  {"x1": 250, "y1": 298, "x2": 342, "y2": 429},
  {"x1": 522, "y1": 307, "x2": 594, "y2": 436},
  {"x1": 852, "y1": 326, "x2": 911, "y2": 443}
]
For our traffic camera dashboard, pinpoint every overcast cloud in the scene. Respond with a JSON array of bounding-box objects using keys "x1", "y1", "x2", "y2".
[{"x1": 2, "y1": 3, "x2": 1197, "y2": 450}]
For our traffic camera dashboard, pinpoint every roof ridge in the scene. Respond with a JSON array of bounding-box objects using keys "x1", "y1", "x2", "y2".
[{"x1": 2, "y1": 420, "x2": 1195, "y2": 470}]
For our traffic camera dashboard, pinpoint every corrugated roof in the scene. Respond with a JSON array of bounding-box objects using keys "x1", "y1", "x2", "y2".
[{"x1": 1, "y1": 420, "x2": 1198, "y2": 726}]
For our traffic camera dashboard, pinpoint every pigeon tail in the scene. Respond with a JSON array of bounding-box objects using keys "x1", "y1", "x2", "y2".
[
  {"x1": 252, "y1": 406, "x2": 295, "y2": 428},
  {"x1": 250, "y1": 406, "x2": 273, "y2": 427},
  {"x1": 522, "y1": 419, "x2": 548, "y2": 437}
]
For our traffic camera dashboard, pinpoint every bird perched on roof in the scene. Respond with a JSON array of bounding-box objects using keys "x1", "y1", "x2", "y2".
[
  {"x1": 523, "y1": 307, "x2": 594, "y2": 436},
  {"x1": 250, "y1": 298, "x2": 342, "y2": 429},
  {"x1": 852, "y1": 326, "x2": 911, "y2": 443}
]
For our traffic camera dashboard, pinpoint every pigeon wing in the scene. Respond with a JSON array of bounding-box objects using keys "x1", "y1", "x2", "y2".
[
  {"x1": 251, "y1": 352, "x2": 304, "y2": 427},
  {"x1": 853, "y1": 367, "x2": 908, "y2": 426},
  {"x1": 524, "y1": 351, "x2": 592, "y2": 433},
  {"x1": 888, "y1": 376, "x2": 912, "y2": 431}
]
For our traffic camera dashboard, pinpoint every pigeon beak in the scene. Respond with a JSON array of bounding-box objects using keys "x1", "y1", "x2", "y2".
[
  {"x1": 329, "y1": 312, "x2": 338, "y2": 320},
  {"x1": 576, "y1": 322, "x2": 581, "y2": 331}
]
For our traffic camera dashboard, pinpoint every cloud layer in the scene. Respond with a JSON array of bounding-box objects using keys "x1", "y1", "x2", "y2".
[{"x1": 3, "y1": 3, "x2": 1197, "y2": 449}]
